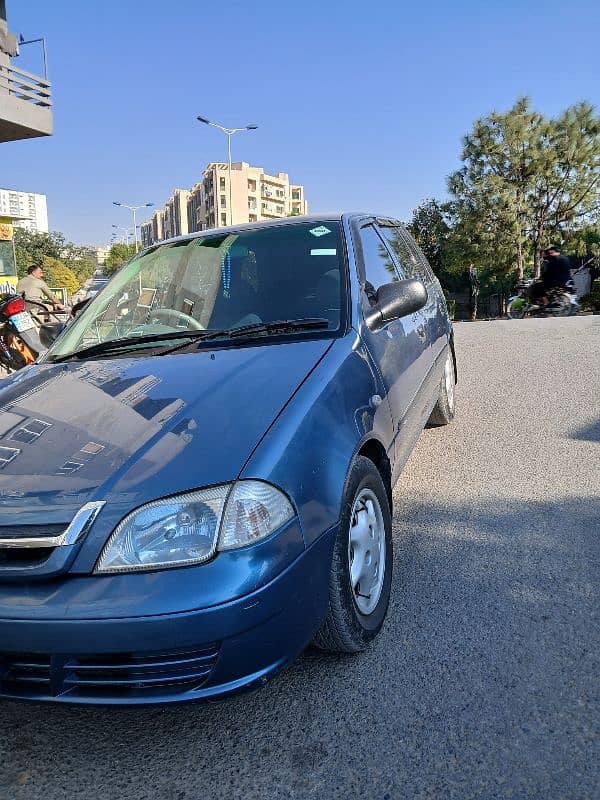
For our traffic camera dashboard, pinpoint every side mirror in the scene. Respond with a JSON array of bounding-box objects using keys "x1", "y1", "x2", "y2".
[
  {"x1": 364, "y1": 279, "x2": 428, "y2": 331},
  {"x1": 71, "y1": 297, "x2": 92, "y2": 318}
]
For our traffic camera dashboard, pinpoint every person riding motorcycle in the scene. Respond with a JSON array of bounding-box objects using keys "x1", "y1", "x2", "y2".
[
  {"x1": 17, "y1": 264, "x2": 65, "y2": 320},
  {"x1": 530, "y1": 246, "x2": 572, "y2": 309}
]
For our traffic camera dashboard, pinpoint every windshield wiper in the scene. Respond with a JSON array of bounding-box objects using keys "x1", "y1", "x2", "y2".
[
  {"x1": 48, "y1": 329, "x2": 223, "y2": 363},
  {"x1": 50, "y1": 318, "x2": 331, "y2": 363},
  {"x1": 156, "y1": 318, "x2": 331, "y2": 356},
  {"x1": 225, "y1": 318, "x2": 330, "y2": 338}
]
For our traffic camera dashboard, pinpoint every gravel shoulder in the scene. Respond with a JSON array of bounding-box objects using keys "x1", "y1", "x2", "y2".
[{"x1": 1, "y1": 317, "x2": 599, "y2": 800}]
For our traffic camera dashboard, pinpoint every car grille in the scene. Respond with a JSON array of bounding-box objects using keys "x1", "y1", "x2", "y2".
[
  {"x1": 0, "y1": 524, "x2": 65, "y2": 573},
  {"x1": 0, "y1": 644, "x2": 221, "y2": 700},
  {"x1": 0, "y1": 524, "x2": 65, "y2": 540}
]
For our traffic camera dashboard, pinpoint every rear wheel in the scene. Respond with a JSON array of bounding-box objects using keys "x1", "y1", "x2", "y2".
[
  {"x1": 313, "y1": 456, "x2": 393, "y2": 653},
  {"x1": 428, "y1": 350, "x2": 456, "y2": 426},
  {"x1": 551, "y1": 293, "x2": 572, "y2": 317}
]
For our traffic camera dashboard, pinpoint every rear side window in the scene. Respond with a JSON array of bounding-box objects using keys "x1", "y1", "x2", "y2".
[{"x1": 379, "y1": 225, "x2": 433, "y2": 285}]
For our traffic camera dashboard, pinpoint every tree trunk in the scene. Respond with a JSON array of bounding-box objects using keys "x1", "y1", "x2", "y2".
[
  {"x1": 469, "y1": 292, "x2": 478, "y2": 321},
  {"x1": 516, "y1": 236, "x2": 524, "y2": 280}
]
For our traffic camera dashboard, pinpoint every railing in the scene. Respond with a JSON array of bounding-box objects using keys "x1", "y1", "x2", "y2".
[{"x1": 0, "y1": 63, "x2": 52, "y2": 109}]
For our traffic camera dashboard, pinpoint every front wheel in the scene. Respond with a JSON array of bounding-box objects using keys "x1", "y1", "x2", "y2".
[
  {"x1": 506, "y1": 296, "x2": 528, "y2": 319},
  {"x1": 313, "y1": 456, "x2": 393, "y2": 653},
  {"x1": 428, "y1": 350, "x2": 456, "y2": 426}
]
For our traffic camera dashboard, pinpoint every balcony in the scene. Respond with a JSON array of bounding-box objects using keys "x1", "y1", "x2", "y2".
[{"x1": 0, "y1": 62, "x2": 53, "y2": 142}]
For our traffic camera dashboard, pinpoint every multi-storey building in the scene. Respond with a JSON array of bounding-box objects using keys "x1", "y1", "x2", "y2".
[
  {"x1": 200, "y1": 162, "x2": 307, "y2": 230},
  {"x1": 141, "y1": 163, "x2": 308, "y2": 245},
  {"x1": 95, "y1": 246, "x2": 110, "y2": 267},
  {"x1": 0, "y1": 188, "x2": 48, "y2": 232},
  {"x1": 0, "y1": 1, "x2": 52, "y2": 142},
  {"x1": 140, "y1": 210, "x2": 165, "y2": 248},
  {"x1": 163, "y1": 189, "x2": 190, "y2": 240}
]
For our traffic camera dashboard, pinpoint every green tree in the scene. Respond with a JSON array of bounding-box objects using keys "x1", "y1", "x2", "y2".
[
  {"x1": 61, "y1": 242, "x2": 96, "y2": 284},
  {"x1": 13, "y1": 228, "x2": 62, "y2": 277},
  {"x1": 104, "y1": 243, "x2": 137, "y2": 276},
  {"x1": 13, "y1": 228, "x2": 97, "y2": 284},
  {"x1": 448, "y1": 97, "x2": 600, "y2": 278},
  {"x1": 406, "y1": 199, "x2": 452, "y2": 273},
  {"x1": 405, "y1": 199, "x2": 468, "y2": 290},
  {"x1": 42, "y1": 256, "x2": 80, "y2": 299}
]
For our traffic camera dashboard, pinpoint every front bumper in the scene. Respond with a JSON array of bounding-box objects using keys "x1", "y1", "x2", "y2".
[{"x1": 0, "y1": 526, "x2": 337, "y2": 705}]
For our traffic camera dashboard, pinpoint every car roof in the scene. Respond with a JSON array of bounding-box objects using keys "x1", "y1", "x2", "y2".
[{"x1": 143, "y1": 213, "x2": 378, "y2": 251}]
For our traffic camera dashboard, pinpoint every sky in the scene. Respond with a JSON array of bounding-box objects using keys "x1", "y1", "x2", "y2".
[{"x1": 2, "y1": 0, "x2": 599, "y2": 245}]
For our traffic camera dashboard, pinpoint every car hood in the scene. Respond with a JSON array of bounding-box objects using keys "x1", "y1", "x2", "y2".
[{"x1": 0, "y1": 340, "x2": 331, "y2": 524}]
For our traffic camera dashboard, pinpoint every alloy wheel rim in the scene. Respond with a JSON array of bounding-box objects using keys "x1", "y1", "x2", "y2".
[
  {"x1": 445, "y1": 353, "x2": 455, "y2": 411},
  {"x1": 348, "y1": 488, "x2": 386, "y2": 615}
]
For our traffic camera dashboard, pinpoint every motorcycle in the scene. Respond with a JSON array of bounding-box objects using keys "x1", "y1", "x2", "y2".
[
  {"x1": 0, "y1": 294, "x2": 68, "y2": 373},
  {"x1": 506, "y1": 280, "x2": 579, "y2": 319}
]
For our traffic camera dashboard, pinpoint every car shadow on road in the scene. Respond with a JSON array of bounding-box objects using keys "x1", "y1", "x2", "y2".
[
  {"x1": 567, "y1": 417, "x2": 600, "y2": 442},
  {"x1": 1, "y1": 494, "x2": 598, "y2": 799}
]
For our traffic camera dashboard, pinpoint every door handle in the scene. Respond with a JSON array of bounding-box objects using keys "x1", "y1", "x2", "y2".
[{"x1": 416, "y1": 324, "x2": 427, "y2": 341}]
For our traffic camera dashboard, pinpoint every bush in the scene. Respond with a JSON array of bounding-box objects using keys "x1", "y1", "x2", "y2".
[
  {"x1": 104, "y1": 243, "x2": 137, "y2": 276},
  {"x1": 42, "y1": 256, "x2": 80, "y2": 300},
  {"x1": 580, "y1": 278, "x2": 600, "y2": 312}
]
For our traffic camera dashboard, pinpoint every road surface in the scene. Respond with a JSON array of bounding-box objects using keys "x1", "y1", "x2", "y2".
[{"x1": 1, "y1": 317, "x2": 598, "y2": 800}]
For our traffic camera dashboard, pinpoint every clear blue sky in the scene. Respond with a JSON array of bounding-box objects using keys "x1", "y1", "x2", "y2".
[{"x1": 3, "y1": 0, "x2": 599, "y2": 245}]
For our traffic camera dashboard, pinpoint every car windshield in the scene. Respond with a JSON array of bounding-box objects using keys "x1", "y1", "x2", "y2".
[{"x1": 48, "y1": 220, "x2": 345, "y2": 359}]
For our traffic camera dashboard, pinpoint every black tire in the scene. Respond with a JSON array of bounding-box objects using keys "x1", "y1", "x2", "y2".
[
  {"x1": 428, "y1": 350, "x2": 456, "y2": 426},
  {"x1": 313, "y1": 456, "x2": 393, "y2": 653}
]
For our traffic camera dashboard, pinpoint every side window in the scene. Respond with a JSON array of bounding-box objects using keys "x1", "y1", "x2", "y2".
[
  {"x1": 357, "y1": 225, "x2": 400, "y2": 297},
  {"x1": 375, "y1": 222, "x2": 408, "y2": 280},
  {"x1": 379, "y1": 225, "x2": 421, "y2": 281},
  {"x1": 403, "y1": 230, "x2": 435, "y2": 284}
]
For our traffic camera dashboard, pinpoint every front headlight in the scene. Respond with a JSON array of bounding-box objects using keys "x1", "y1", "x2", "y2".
[{"x1": 95, "y1": 481, "x2": 295, "y2": 574}]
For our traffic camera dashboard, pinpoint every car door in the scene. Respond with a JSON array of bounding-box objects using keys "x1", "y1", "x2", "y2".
[{"x1": 352, "y1": 220, "x2": 430, "y2": 472}]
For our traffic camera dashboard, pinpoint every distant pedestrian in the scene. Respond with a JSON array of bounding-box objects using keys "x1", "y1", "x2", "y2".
[
  {"x1": 17, "y1": 264, "x2": 64, "y2": 310},
  {"x1": 469, "y1": 264, "x2": 480, "y2": 320}
]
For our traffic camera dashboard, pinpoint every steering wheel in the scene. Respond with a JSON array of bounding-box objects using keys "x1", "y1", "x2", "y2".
[{"x1": 148, "y1": 308, "x2": 205, "y2": 330}]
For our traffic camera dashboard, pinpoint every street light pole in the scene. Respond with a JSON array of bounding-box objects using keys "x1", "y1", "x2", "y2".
[
  {"x1": 196, "y1": 116, "x2": 258, "y2": 226},
  {"x1": 113, "y1": 201, "x2": 153, "y2": 252},
  {"x1": 112, "y1": 224, "x2": 132, "y2": 245}
]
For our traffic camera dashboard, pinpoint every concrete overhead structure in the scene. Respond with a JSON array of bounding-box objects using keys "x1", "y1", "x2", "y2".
[{"x1": 0, "y1": 1, "x2": 53, "y2": 142}]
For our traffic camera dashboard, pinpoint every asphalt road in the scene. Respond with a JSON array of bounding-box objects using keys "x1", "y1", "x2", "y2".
[{"x1": 1, "y1": 317, "x2": 599, "y2": 800}]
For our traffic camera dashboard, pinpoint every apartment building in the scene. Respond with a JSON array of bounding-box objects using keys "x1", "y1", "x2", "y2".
[
  {"x1": 0, "y1": 188, "x2": 48, "y2": 232},
  {"x1": 163, "y1": 189, "x2": 190, "y2": 240},
  {"x1": 95, "y1": 246, "x2": 110, "y2": 267},
  {"x1": 141, "y1": 163, "x2": 308, "y2": 246},
  {"x1": 140, "y1": 209, "x2": 165, "y2": 248},
  {"x1": 200, "y1": 162, "x2": 307, "y2": 230}
]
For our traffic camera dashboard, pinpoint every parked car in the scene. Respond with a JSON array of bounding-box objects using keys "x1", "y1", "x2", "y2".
[{"x1": 0, "y1": 214, "x2": 456, "y2": 705}]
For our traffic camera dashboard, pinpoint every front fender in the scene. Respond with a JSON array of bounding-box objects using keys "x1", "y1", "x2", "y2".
[{"x1": 240, "y1": 331, "x2": 394, "y2": 546}]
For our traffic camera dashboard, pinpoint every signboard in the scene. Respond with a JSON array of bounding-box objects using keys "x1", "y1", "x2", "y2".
[
  {"x1": 0, "y1": 216, "x2": 19, "y2": 294},
  {"x1": 0, "y1": 222, "x2": 13, "y2": 241}
]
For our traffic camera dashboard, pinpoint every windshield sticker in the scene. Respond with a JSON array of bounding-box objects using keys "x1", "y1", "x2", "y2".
[
  {"x1": 310, "y1": 248, "x2": 337, "y2": 256},
  {"x1": 309, "y1": 226, "x2": 331, "y2": 237}
]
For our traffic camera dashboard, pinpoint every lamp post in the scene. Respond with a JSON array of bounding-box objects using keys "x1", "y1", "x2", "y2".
[
  {"x1": 111, "y1": 224, "x2": 133, "y2": 245},
  {"x1": 196, "y1": 116, "x2": 258, "y2": 226},
  {"x1": 113, "y1": 201, "x2": 153, "y2": 252}
]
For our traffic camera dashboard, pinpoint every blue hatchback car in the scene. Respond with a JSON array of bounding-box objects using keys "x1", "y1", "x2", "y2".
[{"x1": 0, "y1": 214, "x2": 456, "y2": 704}]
